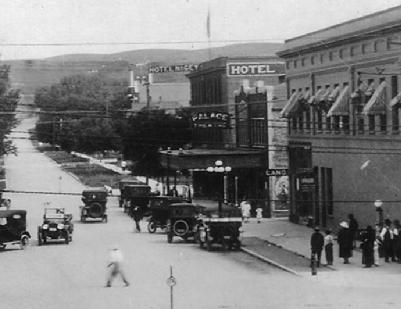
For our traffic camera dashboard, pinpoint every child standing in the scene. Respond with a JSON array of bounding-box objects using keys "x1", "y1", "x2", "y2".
[
  {"x1": 256, "y1": 207, "x2": 263, "y2": 223},
  {"x1": 324, "y1": 230, "x2": 334, "y2": 266}
]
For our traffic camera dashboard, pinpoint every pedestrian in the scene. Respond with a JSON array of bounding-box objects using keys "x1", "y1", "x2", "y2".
[
  {"x1": 361, "y1": 226, "x2": 375, "y2": 268},
  {"x1": 310, "y1": 226, "x2": 324, "y2": 267},
  {"x1": 132, "y1": 206, "x2": 142, "y2": 232},
  {"x1": 392, "y1": 219, "x2": 401, "y2": 263},
  {"x1": 256, "y1": 207, "x2": 263, "y2": 223},
  {"x1": 337, "y1": 221, "x2": 353, "y2": 264},
  {"x1": 374, "y1": 235, "x2": 381, "y2": 267},
  {"x1": 240, "y1": 198, "x2": 251, "y2": 223},
  {"x1": 106, "y1": 246, "x2": 130, "y2": 287},
  {"x1": 348, "y1": 213, "x2": 359, "y2": 249},
  {"x1": 380, "y1": 219, "x2": 394, "y2": 262},
  {"x1": 324, "y1": 229, "x2": 334, "y2": 266}
]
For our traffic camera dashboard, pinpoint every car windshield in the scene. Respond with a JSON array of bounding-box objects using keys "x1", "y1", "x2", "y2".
[{"x1": 45, "y1": 208, "x2": 65, "y2": 219}]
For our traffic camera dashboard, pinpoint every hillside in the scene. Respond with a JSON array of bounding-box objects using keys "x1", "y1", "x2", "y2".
[{"x1": 4, "y1": 42, "x2": 283, "y2": 95}]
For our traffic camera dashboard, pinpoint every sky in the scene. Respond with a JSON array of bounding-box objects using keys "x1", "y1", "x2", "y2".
[{"x1": 1, "y1": 0, "x2": 401, "y2": 60}]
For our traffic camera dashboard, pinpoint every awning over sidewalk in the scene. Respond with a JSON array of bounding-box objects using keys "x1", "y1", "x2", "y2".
[
  {"x1": 362, "y1": 81, "x2": 387, "y2": 115},
  {"x1": 159, "y1": 148, "x2": 268, "y2": 170},
  {"x1": 281, "y1": 91, "x2": 302, "y2": 118},
  {"x1": 390, "y1": 91, "x2": 401, "y2": 107},
  {"x1": 327, "y1": 85, "x2": 350, "y2": 117}
]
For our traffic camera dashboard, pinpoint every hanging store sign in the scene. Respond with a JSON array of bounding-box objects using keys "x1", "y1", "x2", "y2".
[
  {"x1": 149, "y1": 64, "x2": 199, "y2": 74},
  {"x1": 192, "y1": 112, "x2": 230, "y2": 128},
  {"x1": 226, "y1": 63, "x2": 285, "y2": 76}
]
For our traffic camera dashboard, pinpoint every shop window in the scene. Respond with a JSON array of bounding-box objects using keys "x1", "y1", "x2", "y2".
[
  {"x1": 357, "y1": 117, "x2": 365, "y2": 134},
  {"x1": 342, "y1": 115, "x2": 350, "y2": 134},
  {"x1": 294, "y1": 60, "x2": 298, "y2": 68},
  {"x1": 317, "y1": 110, "x2": 323, "y2": 131},
  {"x1": 326, "y1": 116, "x2": 332, "y2": 132},
  {"x1": 320, "y1": 54, "x2": 324, "y2": 64},
  {"x1": 301, "y1": 58, "x2": 305, "y2": 66},
  {"x1": 380, "y1": 114, "x2": 387, "y2": 134},
  {"x1": 333, "y1": 116, "x2": 340, "y2": 133},
  {"x1": 329, "y1": 51, "x2": 333, "y2": 61},
  {"x1": 368, "y1": 115, "x2": 375, "y2": 134},
  {"x1": 311, "y1": 56, "x2": 315, "y2": 65},
  {"x1": 392, "y1": 107, "x2": 400, "y2": 133},
  {"x1": 339, "y1": 49, "x2": 344, "y2": 59},
  {"x1": 298, "y1": 114, "x2": 304, "y2": 132}
]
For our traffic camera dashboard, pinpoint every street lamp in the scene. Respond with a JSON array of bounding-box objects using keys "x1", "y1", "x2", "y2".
[
  {"x1": 207, "y1": 160, "x2": 232, "y2": 204},
  {"x1": 374, "y1": 199, "x2": 384, "y2": 228}
]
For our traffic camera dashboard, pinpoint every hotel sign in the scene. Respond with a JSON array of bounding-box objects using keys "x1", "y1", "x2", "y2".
[
  {"x1": 149, "y1": 64, "x2": 199, "y2": 73},
  {"x1": 227, "y1": 63, "x2": 285, "y2": 76}
]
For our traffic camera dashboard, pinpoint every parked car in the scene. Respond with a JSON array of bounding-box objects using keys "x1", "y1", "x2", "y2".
[
  {"x1": 166, "y1": 203, "x2": 204, "y2": 243},
  {"x1": 121, "y1": 184, "x2": 151, "y2": 216},
  {"x1": 80, "y1": 188, "x2": 108, "y2": 222},
  {"x1": 0, "y1": 210, "x2": 31, "y2": 250},
  {"x1": 197, "y1": 205, "x2": 242, "y2": 251},
  {"x1": 147, "y1": 196, "x2": 188, "y2": 233},
  {"x1": 37, "y1": 208, "x2": 73, "y2": 245},
  {"x1": 118, "y1": 178, "x2": 145, "y2": 207}
]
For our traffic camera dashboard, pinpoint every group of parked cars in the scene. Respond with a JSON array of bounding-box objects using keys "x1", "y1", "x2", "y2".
[
  {"x1": 0, "y1": 178, "x2": 243, "y2": 251},
  {"x1": 118, "y1": 178, "x2": 243, "y2": 251}
]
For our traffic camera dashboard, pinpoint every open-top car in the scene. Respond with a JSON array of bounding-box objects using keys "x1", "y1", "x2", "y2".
[
  {"x1": 197, "y1": 204, "x2": 242, "y2": 251},
  {"x1": 147, "y1": 196, "x2": 188, "y2": 233},
  {"x1": 37, "y1": 208, "x2": 73, "y2": 245},
  {"x1": 166, "y1": 203, "x2": 205, "y2": 243},
  {"x1": 0, "y1": 210, "x2": 31, "y2": 250},
  {"x1": 80, "y1": 188, "x2": 108, "y2": 222}
]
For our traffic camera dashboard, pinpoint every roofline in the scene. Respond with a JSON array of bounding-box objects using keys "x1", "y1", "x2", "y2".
[{"x1": 285, "y1": 4, "x2": 401, "y2": 44}]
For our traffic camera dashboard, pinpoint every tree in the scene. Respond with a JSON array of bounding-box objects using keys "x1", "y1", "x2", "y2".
[{"x1": 0, "y1": 65, "x2": 19, "y2": 155}]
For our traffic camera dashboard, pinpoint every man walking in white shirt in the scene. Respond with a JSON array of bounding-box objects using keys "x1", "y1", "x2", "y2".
[{"x1": 106, "y1": 246, "x2": 130, "y2": 287}]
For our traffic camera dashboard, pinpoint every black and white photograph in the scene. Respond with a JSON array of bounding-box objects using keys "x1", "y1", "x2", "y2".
[{"x1": 1, "y1": 0, "x2": 401, "y2": 308}]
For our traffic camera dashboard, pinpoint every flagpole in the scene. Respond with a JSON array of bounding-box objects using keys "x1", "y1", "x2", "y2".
[{"x1": 207, "y1": 2, "x2": 211, "y2": 60}]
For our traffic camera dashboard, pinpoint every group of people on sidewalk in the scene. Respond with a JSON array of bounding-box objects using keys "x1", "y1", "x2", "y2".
[{"x1": 310, "y1": 213, "x2": 401, "y2": 268}]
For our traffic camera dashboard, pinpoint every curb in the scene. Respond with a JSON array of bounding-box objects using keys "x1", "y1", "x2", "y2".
[{"x1": 240, "y1": 246, "x2": 301, "y2": 276}]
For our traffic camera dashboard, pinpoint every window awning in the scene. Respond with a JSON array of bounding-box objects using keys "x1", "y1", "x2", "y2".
[
  {"x1": 299, "y1": 89, "x2": 311, "y2": 103},
  {"x1": 390, "y1": 92, "x2": 401, "y2": 107},
  {"x1": 362, "y1": 81, "x2": 387, "y2": 115},
  {"x1": 327, "y1": 86, "x2": 350, "y2": 117},
  {"x1": 318, "y1": 87, "x2": 332, "y2": 102},
  {"x1": 281, "y1": 91, "x2": 302, "y2": 118},
  {"x1": 351, "y1": 81, "x2": 374, "y2": 99},
  {"x1": 328, "y1": 85, "x2": 341, "y2": 102},
  {"x1": 308, "y1": 88, "x2": 323, "y2": 105}
]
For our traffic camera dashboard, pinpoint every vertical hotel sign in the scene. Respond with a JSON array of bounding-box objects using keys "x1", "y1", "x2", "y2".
[{"x1": 226, "y1": 62, "x2": 285, "y2": 76}]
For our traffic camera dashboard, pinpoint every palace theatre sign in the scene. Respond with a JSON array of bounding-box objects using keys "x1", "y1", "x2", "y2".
[{"x1": 226, "y1": 62, "x2": 285, "y2": 76}]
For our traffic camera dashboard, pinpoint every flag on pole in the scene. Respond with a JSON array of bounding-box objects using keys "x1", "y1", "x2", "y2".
[{"x1": 206, "y1": 6, "x2": 211, "y2": 39}]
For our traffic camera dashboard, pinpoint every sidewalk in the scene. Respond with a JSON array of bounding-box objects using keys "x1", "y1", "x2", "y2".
[{"x1": 241, "y1": 218, "x2": 401, "y2": 283}]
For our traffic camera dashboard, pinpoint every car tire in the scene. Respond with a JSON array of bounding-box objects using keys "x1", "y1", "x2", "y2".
[
  {"x1": 206, "y1": 234, "x2": 212, "y2": 252},
  {"x1": 20, "y1": 235, "x2": 29, "y2": 249},
  {"x1": 103, "y1": 215, "x2": 108, "y2": 223},
  {"x1": 147, "y1": 220, "x2": 156, "y2": 233},
  {"x1": 64, "y1": 231, "x2": 69, "y2": 244},
  {"x1": 42, "y1": 231, "x2": 47, "y2": 244},
  {"x1": 173, "y1": 220, "x2": 189, "y2": 237}
]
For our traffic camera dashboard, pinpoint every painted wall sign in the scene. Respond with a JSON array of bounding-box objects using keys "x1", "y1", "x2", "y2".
[
  {"x1": 149, "y1": 64, "x2": 199, "y2": 73},
  {"x1": 227, "y1": 63, "x2": 285, "y2": 76}
]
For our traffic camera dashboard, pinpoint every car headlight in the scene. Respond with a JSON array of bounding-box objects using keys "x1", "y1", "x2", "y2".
[
  {"x1": 57, "y1": 224, "x2": 64, "y2": 229},
  {"x1": 42, "y1": 224, "x2": 49, "y2": 229}
]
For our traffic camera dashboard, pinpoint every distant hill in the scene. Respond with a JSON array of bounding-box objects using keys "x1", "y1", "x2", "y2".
[
  {"x1": 4, "y1": 42, "x2": 283, "y2": 95},
  {"x1": 44, "y1": 43, "x2": 283, "y2": 63}
]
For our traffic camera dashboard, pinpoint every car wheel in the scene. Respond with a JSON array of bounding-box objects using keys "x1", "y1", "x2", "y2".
[
  {"x1": 103, "y1": 215, "x2": 108, "y2": 223},
  {"x1": 64, "y1": 231, "x2": 69, "y2": 244},
  {"x1": 20, "y1": 235, "x2": 29, "y2": 249},
  {"x1": 42, "y1": 231, "x2": 47, "y2": 244},
  {"x1": 147, "y1": 220, "x2": 156, "y2": 233},
  {"x1": 81, "y1": 215, "x2": 85, "y2": 222}
]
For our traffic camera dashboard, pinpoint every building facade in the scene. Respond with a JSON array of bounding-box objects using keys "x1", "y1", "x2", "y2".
[
  {"x1": 160, "y1": 56, "x2": 287, "y2": 216},
  {"x1": 278, "y1": 5, "x2": 401, "y2": 228}
]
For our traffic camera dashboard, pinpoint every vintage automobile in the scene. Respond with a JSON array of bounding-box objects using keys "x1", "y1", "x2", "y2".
[
  {"x1": 166, "y1": 203, "x2": 204, "y2": 243},
  {"x1": 197, "y1": 204, "x2": 243, "y2": 251},
  {"x1": 0, "y1": 210, "x2": 31, "y2": 250},
  {"x1": 80, "y1": 187, "x2": 108, "y2": 222},
  {"x1": 121, "y1": 184, "x2": 151, "y2": 216},
  {"x1": 118, "y1": 178, "x2": 144, "y2": 207},
  {"x1": 37, "y1": 208, "x2": 73, "y2": 245},
  {"x1": 147, "y1": 196, "x2": 188, "y2": 233}
]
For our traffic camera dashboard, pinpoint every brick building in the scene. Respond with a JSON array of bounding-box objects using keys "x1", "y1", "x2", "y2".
[
  {"x1": 160, "y1": 56, "x2": 287, "y2": 216},
  {"x1": 278, "y1": 5, "x2": 401, "y2": 228}
]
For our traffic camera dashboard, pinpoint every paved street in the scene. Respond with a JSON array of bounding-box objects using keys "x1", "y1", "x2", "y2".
[{"x1": 2, "y1": 114, "x2": 401, "y2": 309}]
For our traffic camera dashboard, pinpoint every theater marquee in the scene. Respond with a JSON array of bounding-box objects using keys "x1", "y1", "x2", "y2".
[{"x1": 226, "y1": 63, "x2": 285, "y2": 76}]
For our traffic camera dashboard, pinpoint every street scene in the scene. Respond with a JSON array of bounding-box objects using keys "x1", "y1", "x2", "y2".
[{"x1": 2, "y1": 1, "x2": 401, "y2": 309}]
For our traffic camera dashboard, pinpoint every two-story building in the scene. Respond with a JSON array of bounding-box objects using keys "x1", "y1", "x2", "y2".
[{"x1": 278, "y1": 5, "x2": 401, "y2": 228}]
